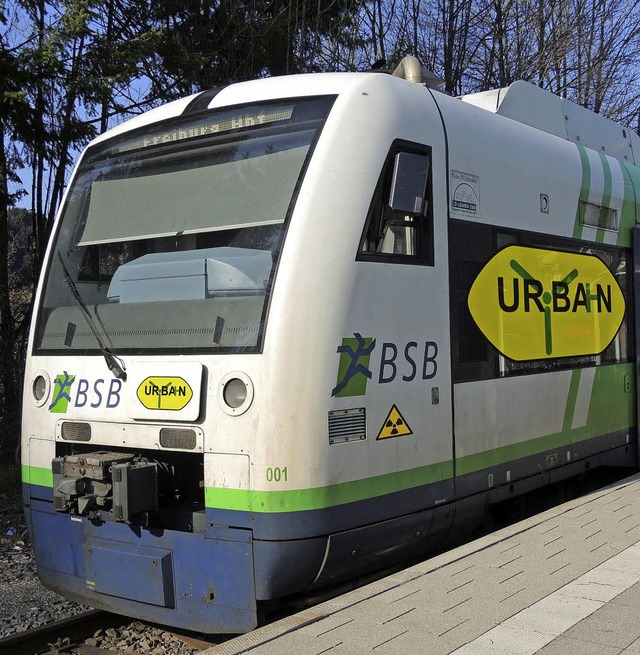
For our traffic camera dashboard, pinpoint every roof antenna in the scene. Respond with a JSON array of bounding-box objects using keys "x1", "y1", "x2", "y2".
[{"x1": 392, "y1": 55, "x2": 445, "y2": 89}]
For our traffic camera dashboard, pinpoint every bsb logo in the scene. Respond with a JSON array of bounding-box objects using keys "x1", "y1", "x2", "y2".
[
  {"x1": 49, "y1": 372, "x2": 122, "y2": 413},
  {"x1": 332, "y1": 333, "x2": 438, "y2": 397},
  {"x1": 468, "y1": 246, "x2": 625, "y2": 361}
]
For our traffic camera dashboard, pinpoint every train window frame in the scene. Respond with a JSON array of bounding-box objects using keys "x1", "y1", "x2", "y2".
[{"x1": 357, "y1": 140, "x2": 434, "y2": 266}]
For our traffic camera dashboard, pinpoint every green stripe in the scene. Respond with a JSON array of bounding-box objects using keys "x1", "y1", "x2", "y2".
[
  {"x1": 207, "y1": 364, "x2": 633, "y2": 512},
  {"x1": 457, "y1": 363, "x2": 634, "y2": 476},
  {"x1": 206, "y1": 460, "x2": 453, "y2": 513},
  {"x1": 574, "y1": 144, "x2": 591, "y2": 239},
  {"x1": 619, "y1": 160, "x2": 640, "y2": 245},
  {"x1": 24, "y1": 458, "x2": 452, "y2": 514},
  {"x1": 588, "y1": 363, "x2": 635, "y2": 431},
  {"x1": 596, "y1": 153, "x2": 612, "y2": 243},
  {"x1": 22, "y1": 465, "x2": 53, "y2": 488},
  {"x1": 562, "y1": 369, "x2": 582, "y2": 433}
]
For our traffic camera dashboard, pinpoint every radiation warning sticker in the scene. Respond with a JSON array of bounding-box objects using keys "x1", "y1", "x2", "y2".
[{"x1": 377, "y1": 405, "x2": 413, "y2": 440}]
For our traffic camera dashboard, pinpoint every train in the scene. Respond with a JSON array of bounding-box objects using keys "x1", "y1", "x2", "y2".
[{"x1": 21, "y1": 56, "x2": 640, "y2": 633}]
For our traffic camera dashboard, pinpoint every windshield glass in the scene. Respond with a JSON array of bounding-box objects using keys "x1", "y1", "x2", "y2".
[{"x1": 36, "y1": 96, "x2": 334, "y2": 354}]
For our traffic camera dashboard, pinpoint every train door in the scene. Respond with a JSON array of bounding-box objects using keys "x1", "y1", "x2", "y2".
[{"x1": 344, "y1": 129, "x2": 455, "y2": 518}]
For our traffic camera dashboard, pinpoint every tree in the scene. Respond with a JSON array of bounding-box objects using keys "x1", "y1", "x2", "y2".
[
  {"x1": 570, "y1": 0, "x2": 640, "y2": 124},
  {"x1": 150, "y1": 0, "x2": 363, "y2": 98},
  {"x1": 0, "y1": 3, "x2": 35, "y2": 453},
  {"x1": 0, "y1": 0, "x2": 159, "y2": 456}
]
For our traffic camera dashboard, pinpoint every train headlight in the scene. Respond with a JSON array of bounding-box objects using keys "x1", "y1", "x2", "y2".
[
  {"x1": 32, "y1": 371, "x2": 51, "y2": 406},
  {"x1": 224, "y1": 379, "x2": 247, "y2": 407},
  {"x1": 218, "y1": 372, "x2": 254, "y2": 416}
]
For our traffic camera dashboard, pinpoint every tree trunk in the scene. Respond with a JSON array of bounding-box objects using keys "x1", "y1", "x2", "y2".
[{"x1": 0, "y1": 121, "x2": 18, "y2": 444}]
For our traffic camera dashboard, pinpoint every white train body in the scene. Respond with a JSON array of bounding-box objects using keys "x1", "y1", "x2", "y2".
[{"x1": 21, "y1": 63, "x2": 640, "y2": 632}]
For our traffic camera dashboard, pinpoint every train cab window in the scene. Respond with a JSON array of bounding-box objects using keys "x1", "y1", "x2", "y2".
[{"x1": 358, "y1": 143, "x2": 433, "y2": 265}]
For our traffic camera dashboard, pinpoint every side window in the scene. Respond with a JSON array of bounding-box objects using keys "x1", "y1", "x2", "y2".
[
  {"x1": 358, "y1": 142, "x2": 433, "y2": 265},
  {"x1": 449, "y1": 218, "x2": 633, "y2": 383}
]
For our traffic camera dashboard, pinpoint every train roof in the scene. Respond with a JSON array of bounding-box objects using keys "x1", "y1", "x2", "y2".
[
  {"x1": 89, "y1": 72, "x2": 383, "y2": 147},
  {"x1": 460, "y1": 81, "x2": 639, "y2": 165},
  {"x1": 91, "y1": 56, "x2": 639, "y2": 168}
]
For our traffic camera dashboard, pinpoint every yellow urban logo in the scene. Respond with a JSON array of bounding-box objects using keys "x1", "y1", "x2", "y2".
[
  {"x1": 137, "y1": 376, "x2": 193, "y2": 410},
  {"x1": 468, "y1": 246, "x2": 625, "y2": 361}
]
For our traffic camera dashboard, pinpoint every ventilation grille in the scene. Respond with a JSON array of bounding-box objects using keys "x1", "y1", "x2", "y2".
[
  {"x1": 328, "y1": 408, "x2": 366, "y2": 444},
  {"x1": 159, "y1": 428, "x2": 197, "y2": 450},
  {"x1": 580, "y1": 200, "x2": 618, "y2": 231},
  {"x1": 61, "y1": 422, "x2": 91, "y2": 442}
]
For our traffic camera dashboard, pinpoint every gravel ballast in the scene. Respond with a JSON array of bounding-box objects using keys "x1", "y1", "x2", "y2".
[
  {"x1": 0, "y1": 465, "x2": 219, "y2": 653},
  {"x1": 0, "y1": 470, "x2": 89, "y2": 637}
]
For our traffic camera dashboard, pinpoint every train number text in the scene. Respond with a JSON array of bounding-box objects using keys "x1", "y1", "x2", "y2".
[{"x1": 266, "y1": 467, "x2": 288, "y2": 483}]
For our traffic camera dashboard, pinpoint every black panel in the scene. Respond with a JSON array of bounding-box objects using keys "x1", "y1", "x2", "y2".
[
  {"x1": 182, "y1": 87, "x2": 225, "y2": 114},
  {"x1": 448, "y1": 220, "x2": 496, "y2": 381},
  {"x1": 633, "y1": 227, "x2": 640, "y2": 469}
]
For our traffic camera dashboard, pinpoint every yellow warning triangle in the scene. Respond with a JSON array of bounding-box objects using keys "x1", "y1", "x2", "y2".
[{"x1": 377, "y1": 404, "x2": 413, "y2": 440}]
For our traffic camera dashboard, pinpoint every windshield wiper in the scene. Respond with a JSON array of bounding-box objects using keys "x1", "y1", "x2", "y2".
[{"x1": 57, "y1": 250, "x2": 127, "y2": 381}]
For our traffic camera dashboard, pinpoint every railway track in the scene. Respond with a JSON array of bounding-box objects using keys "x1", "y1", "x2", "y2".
[
  {"x1": 0, "y1": 609, "x2": 216, "y2": 655},
  {"x1": 0, "y1": 610, "x2": 122, "y2": 655}
]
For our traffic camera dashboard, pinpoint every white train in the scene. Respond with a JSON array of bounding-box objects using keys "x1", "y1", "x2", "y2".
[{"x1": 21, "y1": 57, "x2": 639, "y2": 632}]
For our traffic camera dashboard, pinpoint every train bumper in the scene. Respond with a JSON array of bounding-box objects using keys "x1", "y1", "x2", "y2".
[{"x1": 26, "y1": 494, "x2": 257, "y2": 634}]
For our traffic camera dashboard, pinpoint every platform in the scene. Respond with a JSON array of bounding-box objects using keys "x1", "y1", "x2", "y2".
[{"x1": 207, "y1": 473, "x2": 640, "y2": 655}]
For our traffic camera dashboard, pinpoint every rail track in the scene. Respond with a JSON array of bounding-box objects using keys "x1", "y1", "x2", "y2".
[
  {"x1": 0, "y1": 609, "x2": 217, "y2": 655},
  {"x1": 0, "y1": 610, "x2": 121, "y2": 655}
]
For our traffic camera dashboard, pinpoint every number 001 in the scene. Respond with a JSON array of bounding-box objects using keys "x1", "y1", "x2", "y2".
[{"x1": 266, "y1": 467, "x2": 288, "y2": 482}]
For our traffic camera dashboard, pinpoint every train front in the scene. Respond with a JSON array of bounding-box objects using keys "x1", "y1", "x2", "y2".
[{"x1": 20, "y1": 88, "x2": 336, "y2": 632}]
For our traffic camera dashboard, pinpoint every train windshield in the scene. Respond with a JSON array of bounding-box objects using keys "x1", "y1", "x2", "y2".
[{"x1": 35, "y1": 96, "x2": 334, "y2": 354}]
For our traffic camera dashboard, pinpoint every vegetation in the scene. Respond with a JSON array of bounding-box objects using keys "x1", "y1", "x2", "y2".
[
  {"x1": 1, "y1": 0, "x2": 640, "y2": 457},
  {"x1": 0, "y1": 461, "x2": 21, "y2": 508}
]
